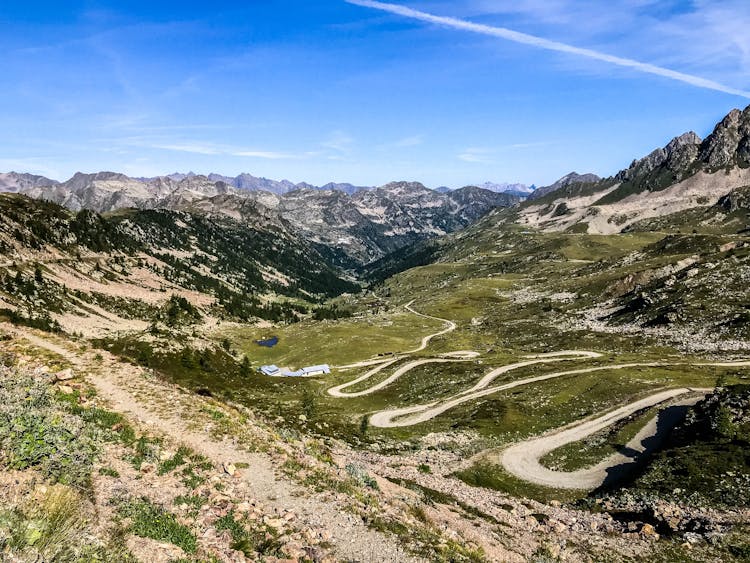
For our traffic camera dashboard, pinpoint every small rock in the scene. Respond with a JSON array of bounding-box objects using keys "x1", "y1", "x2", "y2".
[
  {"x1": 641, "y1": 523, "x2": 659, "y2": 540},
  {"x1": 223, "y1": 462, "x2": 237, "y2": 476},
  {"x1": 264, "y1": 517, "x2": 284, "y2": 529},
  {"x1": 683, "y1": 532, "x2": 702, "y2": 545},
  {"x1": 140, "y1": 462, "x2": 157, "y2": 474},
  {"x1": 57, "y1": 385, "x2": 74, "y2": 394},
  {"x1": 55, "y1": 368, "x2": 75, "y2": 381}
]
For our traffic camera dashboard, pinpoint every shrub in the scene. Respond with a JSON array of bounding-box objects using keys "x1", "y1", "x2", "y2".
[
  {"x1": 0, "y1": 484, "x2": 86, "y2": 561},
  {"x1": 345, "y1": 464, "x2": 379, "y2": 490},
  {"x1": 0, "y1": 368, "x2": 100, "y2": 487},
  {"x1": 215, "y1": 510, "x2": 283, "y2": 557},
  {"x1": 117, "y1": 498, "x2": 197, "y2": 554}
]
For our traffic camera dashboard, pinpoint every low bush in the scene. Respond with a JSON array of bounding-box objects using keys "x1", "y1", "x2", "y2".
[
  {"x1": 117, "y1": 497, "x2": 197, "y2": 554},
  {"x1": 0, "y1": 368, "x2": 100, "y2": 488},
  {"x1": 0, "y1": 484, "x2": 85, "y2": 561},
  {"x1": 215, "y1": 509, "x2": 283, "y2": 557}
]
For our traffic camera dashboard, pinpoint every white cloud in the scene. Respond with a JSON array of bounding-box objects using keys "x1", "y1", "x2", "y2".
[
  {"x1": 322, "y1": 130, "x2": 355, "y2": 152},
  {"x1": 392, "y1": 134, "x2": 424, "y2": 147},
  {"x1": 152, "y1": 143, "x2": 221, "y2": 155},
  {"x1": 348, "y1": 0, "x2": 750, "y2": 99},
  {"x1": 458, "y1": 142, "x2": 551, "y2": 163},
  {"x1": 150, "y1": 142, "x2": 303, "y2": 159},
  {"x1": 457, "y1": 147, "x2": 494, "y2": 163}
]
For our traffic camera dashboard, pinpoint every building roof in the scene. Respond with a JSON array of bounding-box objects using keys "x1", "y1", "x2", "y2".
[
  {"x1": 261, "y1": 364, "x2": 330, "y2": 377},
  {"x1": 302, "y1": 364, "x2": 331, "y2": 374}
]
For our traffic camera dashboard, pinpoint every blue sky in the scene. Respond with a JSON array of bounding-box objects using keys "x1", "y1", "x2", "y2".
[{"x1": 1, "y1": 1, "x2": 749, "y2": 187}]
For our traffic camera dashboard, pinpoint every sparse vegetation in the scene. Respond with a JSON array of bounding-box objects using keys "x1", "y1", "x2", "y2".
[{"x1": 116, "y1": 497, "x2": 197, "y2": 554}]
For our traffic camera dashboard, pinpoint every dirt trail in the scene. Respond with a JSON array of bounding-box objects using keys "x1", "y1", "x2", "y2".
[
  {"x1": 499, "y1": 388, "x2": 707, "y2": 490},
  {"x1": 10, "y1": 326, "x2": 421, "y2": 563},
  {"x1": 403, "y1": 300, "x2": 456, "y2": 353},
  {"x1": 334, "y1": 301, "x2": 458, "y2": 371}
]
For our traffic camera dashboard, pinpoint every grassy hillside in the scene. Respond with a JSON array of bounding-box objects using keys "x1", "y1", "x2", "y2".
[{"x1": 0, "y1": 194, "x2": 359, "y2": 331}]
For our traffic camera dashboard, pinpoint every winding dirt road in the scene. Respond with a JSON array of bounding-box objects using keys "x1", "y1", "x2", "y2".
[
  {"x1": 499, "y1": 388, "x2": 708, "y2": 489},
  {"x1": 368, "y1": 359, "x2": 660, "y2": 428},
  {"x1": 327, "y1": 303, "x2": 750, "y2": 489},
  {"x1": 328, "y1": 357, "x2": 471, "y2": 398}
]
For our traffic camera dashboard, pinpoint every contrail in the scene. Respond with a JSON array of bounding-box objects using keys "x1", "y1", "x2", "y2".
[{"x1": 346, "y1": 0, "x2": 750, "y2": 99}]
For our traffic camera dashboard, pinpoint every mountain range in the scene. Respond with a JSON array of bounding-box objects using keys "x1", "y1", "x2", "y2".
[
  {"x1": 6, "y1": 103, "x2": 750, "y2": 280},
  {"x1": 3, "y1": 172, "x2": 520, "y2": 266},
  {"x1": 1, "y1": 170, "x2": 534, "y2": 198}
]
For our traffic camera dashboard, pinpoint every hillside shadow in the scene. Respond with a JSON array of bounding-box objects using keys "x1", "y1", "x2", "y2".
[{"x1": 594, "y1": 403, "x2": 691, "y2": 493}]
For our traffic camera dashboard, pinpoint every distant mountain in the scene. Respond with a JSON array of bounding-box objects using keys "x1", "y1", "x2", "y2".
[
  {"x1": 479, "y1": 181, "x2": 534, "y2": 196},
  {"x1": 433, "y1": 186, "x2": 452, "y2": 194},
  {"x1": 0, "y1": 172, "x2": 58, "y2": 193},
  {"x1": 528, "y1": 172, "x2": 601, "y2": 201},
  {"x1": 214, "y1": 181, "x2": 520, "y2": 265},
  {"x1": 319, "y1": 182, "x2": 369, "y2": 195},
  {"x1": 129, "y1": 172, "x2": 373, "y2": 195},
  {"x1": 206, "y1": 173, "x2": 298, "y2": 194},
  {"x1": 22, "y1": 172, "x2": 236, "y2": 212}
]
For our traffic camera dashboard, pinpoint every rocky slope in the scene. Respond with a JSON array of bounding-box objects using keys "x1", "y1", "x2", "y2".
[
  {"x1": 0, "y1": 193, "x2": 359, "y2": 333},
  {"x1": 519, "y1": 105, "x2": 750, "y2": 234},
  {"x1": 527, "y1": 172, "x2": 600, "y2": 201},
  {"x1": 241, "y1": 182, "x2": 520, "y2": 265}
]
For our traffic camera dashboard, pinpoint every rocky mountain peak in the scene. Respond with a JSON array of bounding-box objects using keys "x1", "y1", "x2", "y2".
[
  {"x1": 616, "y1": 130, "x2": 702, "y2": 185},
  {"x1": 65, "y1": 171, "x2": 132, "y2": 190},
  {"x1": 699, "y1": 105, "x2": 750, "y2": 170},
  {"x1": 666, "y1": 131, "x2": 702, "y2": 153}
]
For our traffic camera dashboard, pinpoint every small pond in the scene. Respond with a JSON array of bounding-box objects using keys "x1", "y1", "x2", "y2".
[{"x1": 255, "y1": 336, "x2": 279, "y2": 348}]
